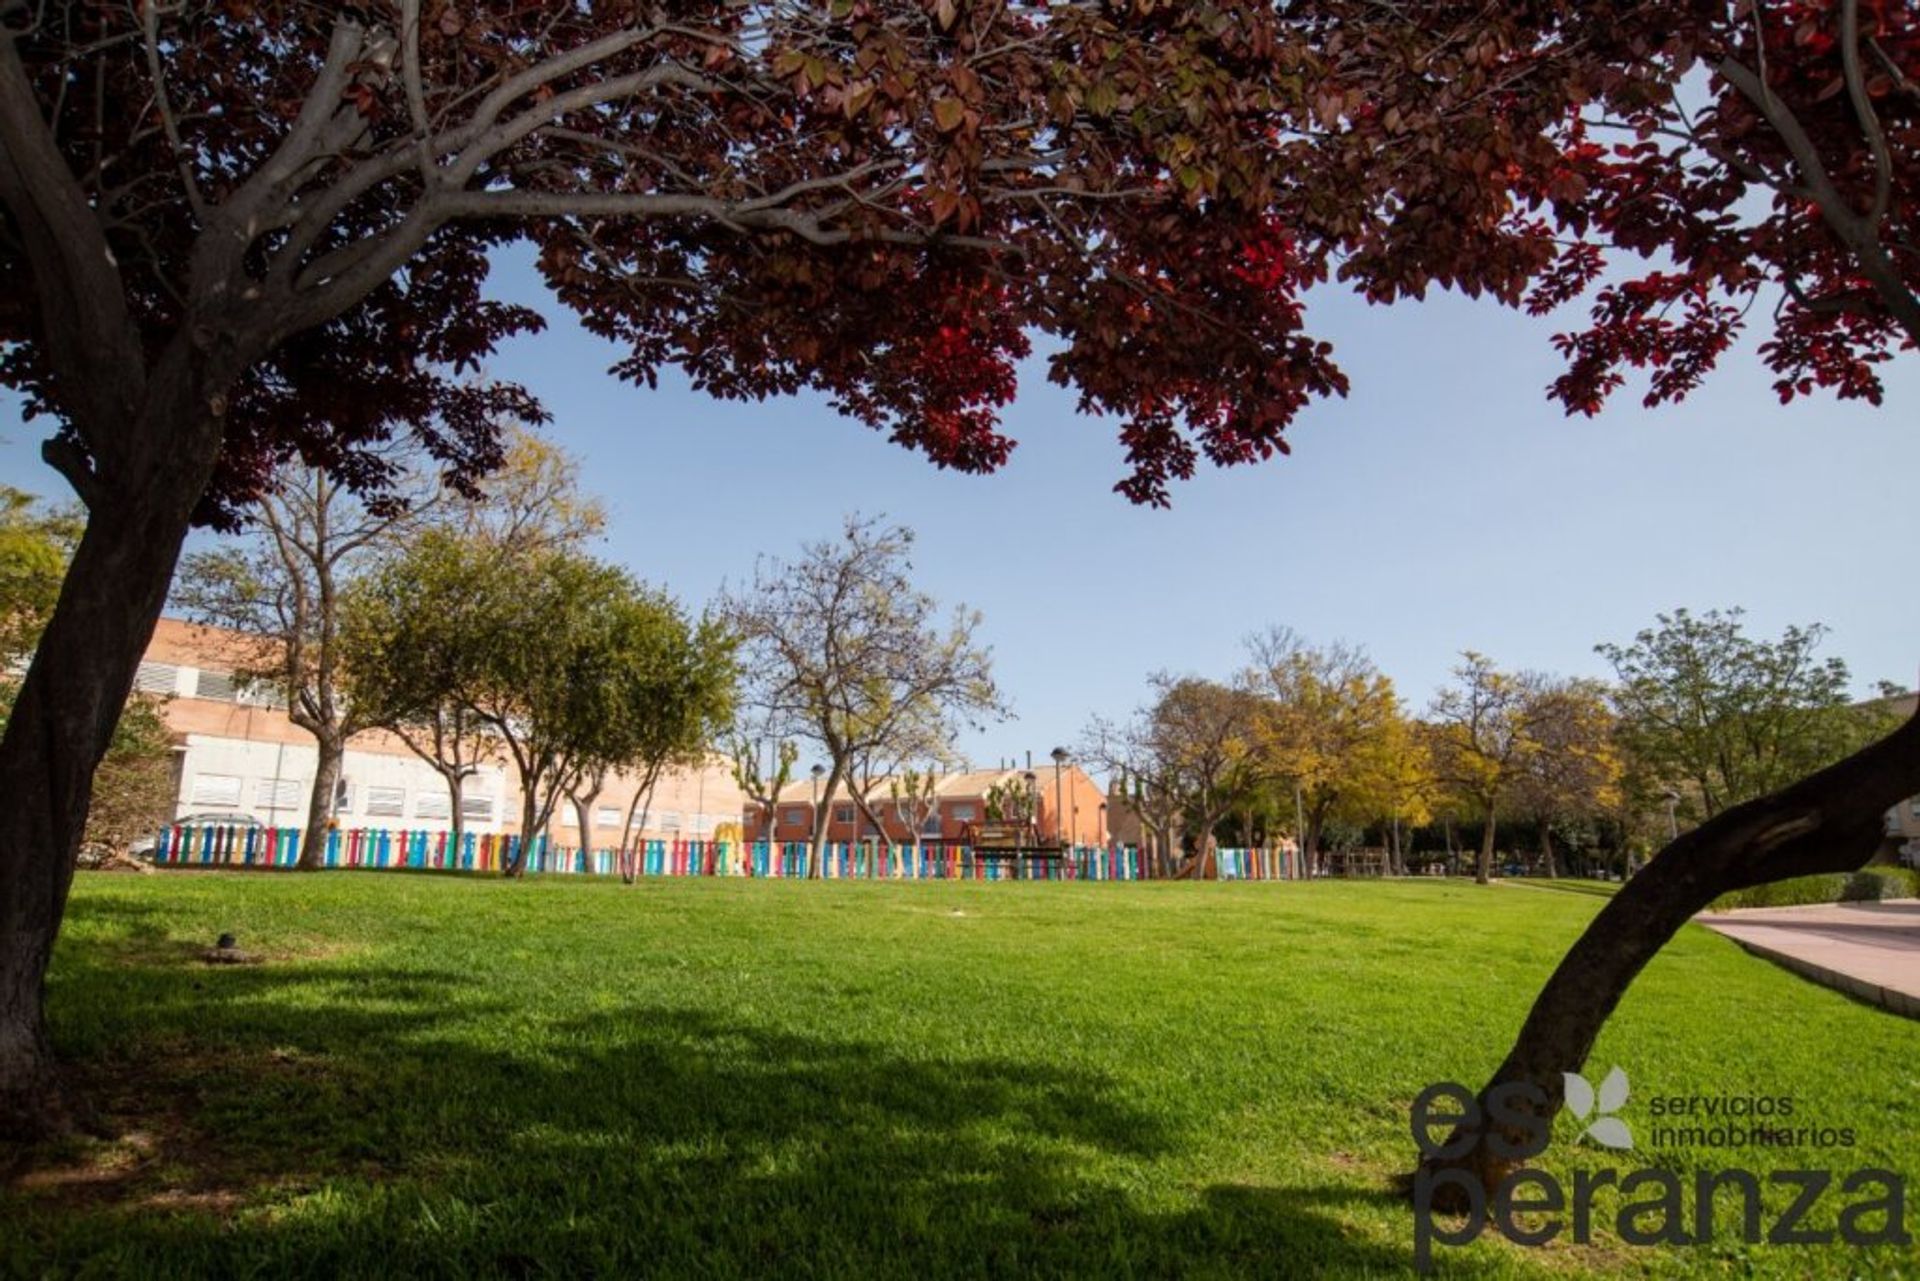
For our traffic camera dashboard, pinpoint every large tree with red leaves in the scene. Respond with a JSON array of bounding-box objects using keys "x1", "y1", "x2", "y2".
[
  {"x1": 1315, "y1": 0, "x2": 1920, "y2": 1198},
  {"x1": 0, "y1": 0, "x2": 1913, "y2": 1155}
]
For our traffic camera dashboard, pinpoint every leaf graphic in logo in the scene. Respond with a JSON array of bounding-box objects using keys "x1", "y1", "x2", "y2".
[
  {"x1": 1597, "y1": 1066, "x2": 1630, "y2": 1114},
  {"x1": 1586, "y1": 1116, "x2": 1634, "y2": 1150},
  {"x1": 1564, "y1": 1066, "x2": 1633, "y2": 1149},
  {"x1": 1562, "y1": 1071, "x2": 1595, "y2": 1121}
]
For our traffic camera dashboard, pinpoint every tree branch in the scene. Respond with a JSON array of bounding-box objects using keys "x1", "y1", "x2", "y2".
[
  {"x1": 141, "y1": 0, "x2": 206, "y2": 222},
  {"x1": 0, "y1": 31, "x2": 142, "y2": 440},
  {"x1": 1718, "y1": 55, "x2": 1920, "y2": 346}
]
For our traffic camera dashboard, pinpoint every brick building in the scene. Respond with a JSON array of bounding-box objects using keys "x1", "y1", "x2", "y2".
[
  {"x1": 742, "y1": 761, "x2": 1109, "y2": 848},
  {"x1": 140, "y1": 618, "x2": 742, "y2": 847}
]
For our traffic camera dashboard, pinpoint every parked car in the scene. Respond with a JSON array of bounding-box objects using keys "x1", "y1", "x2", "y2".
[{"x1": 131, "y1": 812, "x2": 263, "y2": 859}]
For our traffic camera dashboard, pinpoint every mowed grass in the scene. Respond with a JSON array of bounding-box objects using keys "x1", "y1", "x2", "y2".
[{"x1": 3, "y1": 874, "x2": 1916, "y2": 1279}]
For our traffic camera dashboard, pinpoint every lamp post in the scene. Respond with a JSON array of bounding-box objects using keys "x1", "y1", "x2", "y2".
[
  {"x1": 1663, "y1": 789, "x2": 1680, "y2": 842},
  {"x1": 1051, "y1": 747, "x2": 1068, "y2": 851},
  {"x1": 810, "y1": 763, "x2": 825, "y2": 876},
  {"x1": 1022, "y1": 769, "x2": 1037, "y2": 879}
]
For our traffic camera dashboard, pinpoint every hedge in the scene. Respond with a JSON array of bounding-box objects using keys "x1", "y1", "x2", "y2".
[{"x1": 1708, "y1": 865, "x2": 1919, "y2": 912}]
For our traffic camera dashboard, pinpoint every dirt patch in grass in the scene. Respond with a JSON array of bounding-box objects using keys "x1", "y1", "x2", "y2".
[{"x1": 3, "y1": 1042, "x2": 377, "y2": 1220}]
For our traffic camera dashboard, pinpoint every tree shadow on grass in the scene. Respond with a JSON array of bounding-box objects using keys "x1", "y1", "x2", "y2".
[{"x1": 7, "y1": 936, "x2": 1446, "y2": 1278}]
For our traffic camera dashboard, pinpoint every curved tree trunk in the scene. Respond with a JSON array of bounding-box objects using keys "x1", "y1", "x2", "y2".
[
  {"x1": 0, "y1": 410, "x2": 220, "y2": 1138},
  {"x1": 1421, "y1": 708, "x2": 1920, "y2": 1203},
  {"x1": 296, "y1": 738, "x2": 343, "y2": 871},
  {"x1": 808, "y1": 764, "x2": 842, "y2": 880},
  {"x1": 510, "y1": 786, "x2": 542, "y2": 879},
  {"x1": 1476, "y1": 813, "x2": 1496, "y2": 884}
]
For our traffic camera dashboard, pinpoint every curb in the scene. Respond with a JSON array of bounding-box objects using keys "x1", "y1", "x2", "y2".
[{"x1": 1707, "y1": 932, "x2": 1920, "y2": 1021}]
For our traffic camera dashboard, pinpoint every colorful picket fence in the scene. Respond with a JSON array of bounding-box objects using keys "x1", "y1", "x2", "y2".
[
  {"x1": 151, "y1": 825, "x2": 1303, "y2": 883},
  {"x1": 1215, "y1": 846, "x2": 1305, "y2": 881}
]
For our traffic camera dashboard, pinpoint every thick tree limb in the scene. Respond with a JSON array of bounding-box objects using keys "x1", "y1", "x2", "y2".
[
  {"x1": 0, "y1": 33, "x2": 140, "y2": 443},
  {"x1": 1719, "y1": 55, "x2": 1920, "y2": 345},
  {"x1": 1423, "y1": 703, "x2": 1920, "y2": 1200}
]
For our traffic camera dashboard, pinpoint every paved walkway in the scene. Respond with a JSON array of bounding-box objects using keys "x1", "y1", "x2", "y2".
[{"x1": 1696, "y1": 900, "x2": 1920, "y2": 1019}]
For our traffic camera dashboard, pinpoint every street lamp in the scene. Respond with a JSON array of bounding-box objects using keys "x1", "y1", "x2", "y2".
[
  {"x1": 809, "y1": 763, "x2": 827, "y2": 877},
  {"x1": 1051, "y1": 747, "x2": 1068, "y2": 849}
]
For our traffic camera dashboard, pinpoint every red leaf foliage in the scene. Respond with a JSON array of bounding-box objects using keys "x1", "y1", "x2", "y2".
[{"x1": 0, "y1": 1, "x2": 1912, "y2": 518}]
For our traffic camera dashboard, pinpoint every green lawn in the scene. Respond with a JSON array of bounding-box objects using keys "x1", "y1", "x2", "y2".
[{"x1": 3, "y1": 874, "x2": 1915, "y2": 1278}]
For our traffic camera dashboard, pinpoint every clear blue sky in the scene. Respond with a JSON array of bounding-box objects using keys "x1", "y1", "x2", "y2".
[{"x1": 5, "y1": 242, "x2": 1916, "y2": 767}]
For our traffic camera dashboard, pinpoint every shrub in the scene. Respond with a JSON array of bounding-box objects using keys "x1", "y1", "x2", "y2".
[{"x1": 1710, "y1": 866, "x2": 1919, "y2": 912}]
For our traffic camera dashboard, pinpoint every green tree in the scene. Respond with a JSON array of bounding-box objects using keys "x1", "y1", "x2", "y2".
[
  {"x1": 351, "y1": 534, "x2": 715, "y2": 877},
  {"x1": 889, "y1": 765, "x2": 944, "y2": 870},
  {"x1": 982, "y1": 777, "x2": 1037, "y2": 827},
  {"x1": 605, "y1": 612, "x2": 739, "y2": 879},
  {"x1": 1598, "y1": 608, "x2": 1889, "y2": 821},
  {"x1": 730, "y1": 732, "x2": 798, "y2": 854},
  {"x1": 341, "y1": 434, "x2": 607, "y2": 857},
  {"x1": 0, "y1": 487, "x2": 78, "y2": 670},
  {"x1": 341, "y1": 530, "x2": 499, "y2": 857}
]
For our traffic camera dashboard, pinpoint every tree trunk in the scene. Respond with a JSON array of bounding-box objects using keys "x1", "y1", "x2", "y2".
[
  {"x1": 297, "y1": 738, "x2": 344, "y2": 871},
  {"x1": 0, "y1": 417, "x2": 218, "y2": 1137},
  {"x1": 1538, "y1": 820, "x2": 1558, "y2": 879},
  {"x1": 1476, "y1": 812, "x2": 1496, "y2": 884},
  {"x1": 445, "y1": 769, "x2": 466, "y2": 864},
  {"x1": 809, "y1": 766, "x2": 841, "y2": 879},
  {"x1": 511, "y1": 785, "x2": 542, "y2": 878},
  {"x1": 1421, "y1": 708, "x2": 1920, "y2": 1204},
  {"x1": 573, "y1": 795, "x2": 595, "y2": 864}
]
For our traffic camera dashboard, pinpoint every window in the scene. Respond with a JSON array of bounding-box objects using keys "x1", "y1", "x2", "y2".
[
  {"x1": 255, "y1": 778, "x2": 303, "y2": 810},
  {"x1": 595, "y1": 805, "x2": 624, "y2": 829},
  {"x1": 921, "y1": 814, "x2": 942, "y2": 836},
  {"x1": 192, "y1": 669, "x2": 237, "y2": 702},
  {"x1": 782, "y1": 807, "x2": 807, "y2": 827},
  {"x1": 414, "y1": 792, "x2": 451, "y2": 820},
  {"x1": 134, "y1": 661, "x2": 179, "y2": 694},
  {"x1": 690, "y1": 813, "x2": 713, "y2": 834},
  {"x1": 333, "y1": 780, "x2": 353, "y2": 815},
  {"x1": 190, "y1": 774, "x2": 243, "y2": 807},
  {"x1": 950, "y1": 803, "x2": 976, "y2": 822},
  {"x1": 366, "y1": 786, "x2": 406, "y2": 819},
  {"x1": 833, "y1": 804, "x2": 854, "y2": 824},
  {"x1": 659, "y1": 810, "x2": 682, "y2": 831},
  {"x1": 237, "y1": 681, "x2": 285, "y2": 709},
  {"x1": 461, "y1": 794, "x2": 495, "y2": 822}
]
